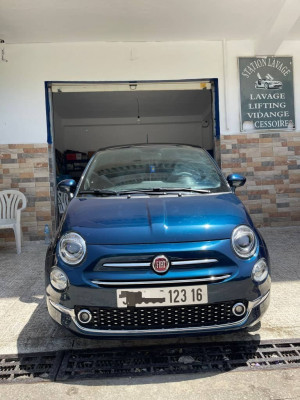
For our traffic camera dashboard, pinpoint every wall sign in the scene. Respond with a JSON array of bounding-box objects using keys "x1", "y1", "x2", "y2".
[{"x1": 239, "y1": 57, "x2": 295, "y2": 131}]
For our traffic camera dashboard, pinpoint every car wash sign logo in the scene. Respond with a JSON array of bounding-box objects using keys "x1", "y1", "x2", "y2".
[{"x1": 239, "y1": 57, "x2": 295, "y2": 131}]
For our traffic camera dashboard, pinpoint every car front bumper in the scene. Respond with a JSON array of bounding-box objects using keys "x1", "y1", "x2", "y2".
[
  {"x1": 46, "y1": 288, "x2": 270, "y2": 338},
  {"x1": 269, "y1": 83, "x2": 282, "y2": 88},
  {"x1": 45, "y1": 236, "x2": 270, "y2": 338}
]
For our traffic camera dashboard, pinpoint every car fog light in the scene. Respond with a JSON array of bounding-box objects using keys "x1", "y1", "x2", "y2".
[
  {"x1": 252, "y1": 258, "x2": 268, "y2": 283},
  {"x1": 50, "y1": 267, "x2": 68, "y2": 290},
  {"x1": 232, "y1": 302, "x2": 247, "y2": 317},
  {"x1": 78, "y1": 309, "x2": 92, "y2": 324}
]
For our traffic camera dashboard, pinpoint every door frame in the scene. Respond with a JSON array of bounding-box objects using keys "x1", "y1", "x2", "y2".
[{"x1": 45, "y1": 78, "x2": 221, "y2": 227}]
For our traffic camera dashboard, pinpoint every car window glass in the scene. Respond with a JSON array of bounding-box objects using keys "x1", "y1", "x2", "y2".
[{"x1": 80, "y1": 146, "x2": 229, "y2": 193}]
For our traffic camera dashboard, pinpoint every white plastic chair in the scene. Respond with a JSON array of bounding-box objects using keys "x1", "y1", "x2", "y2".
[{"x1": 0, "y1": 190, "x2": 27, "y2": 254}]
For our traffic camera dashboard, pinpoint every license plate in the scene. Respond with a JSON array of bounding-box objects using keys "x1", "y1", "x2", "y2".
[{"x1": 116, "y1": 285, "x2": 208, "y2": 308}]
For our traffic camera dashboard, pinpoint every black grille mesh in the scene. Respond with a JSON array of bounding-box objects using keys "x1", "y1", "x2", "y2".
[{"x1": 75, "y1": 300, "x2": 247, "y2": 330}]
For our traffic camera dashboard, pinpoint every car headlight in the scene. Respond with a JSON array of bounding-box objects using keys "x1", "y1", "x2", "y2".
[
  {"x1": 59, "y1": 232, "x2": 86, "y2": 265},
  {"x1": 50, "y1": 267, "x2": 68, "y2": 290},
  {"x1": 252, "y1": 258, "x2": 268, "y2": 283},
  {"x1": 231, "y1": 225, "x2": 257, "y2": 259}
]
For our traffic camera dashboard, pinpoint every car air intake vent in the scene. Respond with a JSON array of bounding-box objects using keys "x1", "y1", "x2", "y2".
[
  {"x1": 75, "y1": 300, "x2": 247, "y2": 331},
  {"x1": 91, "y1": 275, "x2": 231, "y2": 287},
  {"x1": 94, "y1": 258, "x2": 219, "y2": 271}
]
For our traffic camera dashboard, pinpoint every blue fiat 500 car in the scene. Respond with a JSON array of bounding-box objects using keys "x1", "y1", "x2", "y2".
[{"x1": 45, "y1": 144, "x2": 270, "y2": 337}]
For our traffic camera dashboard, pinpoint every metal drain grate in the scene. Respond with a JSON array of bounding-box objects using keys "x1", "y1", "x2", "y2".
[
  {"x1": 55, "y1": 339, "x2": 300, "y2": 381},
  {"x1": 0, "y1": 339, "x2": 299, "y2": 383},
  {"x1": 0, "y1": 352, "x2": 63, "y2": 383}
]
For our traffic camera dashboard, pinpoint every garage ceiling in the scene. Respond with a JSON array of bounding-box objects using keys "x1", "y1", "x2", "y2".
[
  {"x1": 53, "y1": 90, "x2": 212, "y2": 119},
  {"x1": 1, "y1": 0, "x2": 299, "y2": 44}
]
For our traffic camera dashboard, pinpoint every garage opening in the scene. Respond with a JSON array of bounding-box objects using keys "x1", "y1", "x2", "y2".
[{"x1": 47, "y1": 80, "x2": 219, "y2": 221}]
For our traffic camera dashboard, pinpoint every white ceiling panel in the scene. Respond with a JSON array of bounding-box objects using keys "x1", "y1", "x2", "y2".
[{"x1": 0, "y1": 0, "x2": 293, "y2": 44}]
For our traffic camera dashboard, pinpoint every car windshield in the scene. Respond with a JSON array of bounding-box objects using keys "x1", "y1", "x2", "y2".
[{"x1": 78, "y1": 145, "x2": 230, "y2": 194}]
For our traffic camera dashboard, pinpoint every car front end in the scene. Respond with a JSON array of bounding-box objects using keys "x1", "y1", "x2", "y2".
[
  {"x1": 268, "y1": 81, "x2": 282, "y2": 88},
  {"x1": 45, "y1": 145, "x2": 271, "y2": 338}
]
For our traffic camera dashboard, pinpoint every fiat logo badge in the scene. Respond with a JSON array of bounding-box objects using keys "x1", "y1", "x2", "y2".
[{"x1": 152, "y1": 255, "x2": 170, "y2": 274}]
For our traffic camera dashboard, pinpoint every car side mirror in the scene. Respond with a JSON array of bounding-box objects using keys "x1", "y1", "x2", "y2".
[
  {"x1": 227, "y1": 174, "x2": 246, "y2": 192},
  {"x1": 57, "y1": 179, "x2": 77, "y2": 198}
]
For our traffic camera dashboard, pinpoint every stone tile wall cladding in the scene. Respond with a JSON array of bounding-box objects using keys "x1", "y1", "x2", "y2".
[
  {"x1": 221, "y1": 131, "x2": 300, "y2": 227},
  {"x1": 0, "y1": 143, "x2": 52, "y2": 245}
]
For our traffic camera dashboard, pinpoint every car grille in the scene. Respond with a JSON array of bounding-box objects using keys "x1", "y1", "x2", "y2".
[{"x1": 74, "y1": 300, "x2": 247, "y2": 331}]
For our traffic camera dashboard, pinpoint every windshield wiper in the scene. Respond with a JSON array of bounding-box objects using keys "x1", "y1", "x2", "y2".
[
  {"x1": 115, "y1": 189, "x2": 162, "y2": 195},
  {"x1": 154, "y1": 187, "x2": 211, "y2": 194},
  {"x1": 78, "y1": 189, "x2": 157, "y2": 196},
  {"x1": 79, "y1": 187, "x2": 211, "y2": 197},
  {"x1": 78, "y1": 189, "x2": 118, "y2": 196},
  {"x1": 117, "y1": 187, "x2": 211, "y2": 195}
]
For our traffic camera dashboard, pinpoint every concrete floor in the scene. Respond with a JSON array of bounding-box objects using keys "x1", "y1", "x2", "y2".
[
  {"x1": 1, "y1": 369, "x2": 300, "y2": 400},
  {"x1": 0, "y1": 226, "x2": 299, "y2": 354}
]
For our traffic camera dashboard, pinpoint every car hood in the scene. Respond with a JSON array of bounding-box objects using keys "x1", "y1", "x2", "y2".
[{"x1": 61, "y1": 193, "x2": 253, "y2": 245}]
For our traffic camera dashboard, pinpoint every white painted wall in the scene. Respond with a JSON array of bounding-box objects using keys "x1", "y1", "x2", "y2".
[{"x1": 0, "y1": 39, "x2": 300, "y2": 145}]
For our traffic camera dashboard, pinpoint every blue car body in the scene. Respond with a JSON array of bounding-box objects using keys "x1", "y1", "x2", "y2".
[{"x1": 45, "y1": 144, "x2": 270, "y2": 338}]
